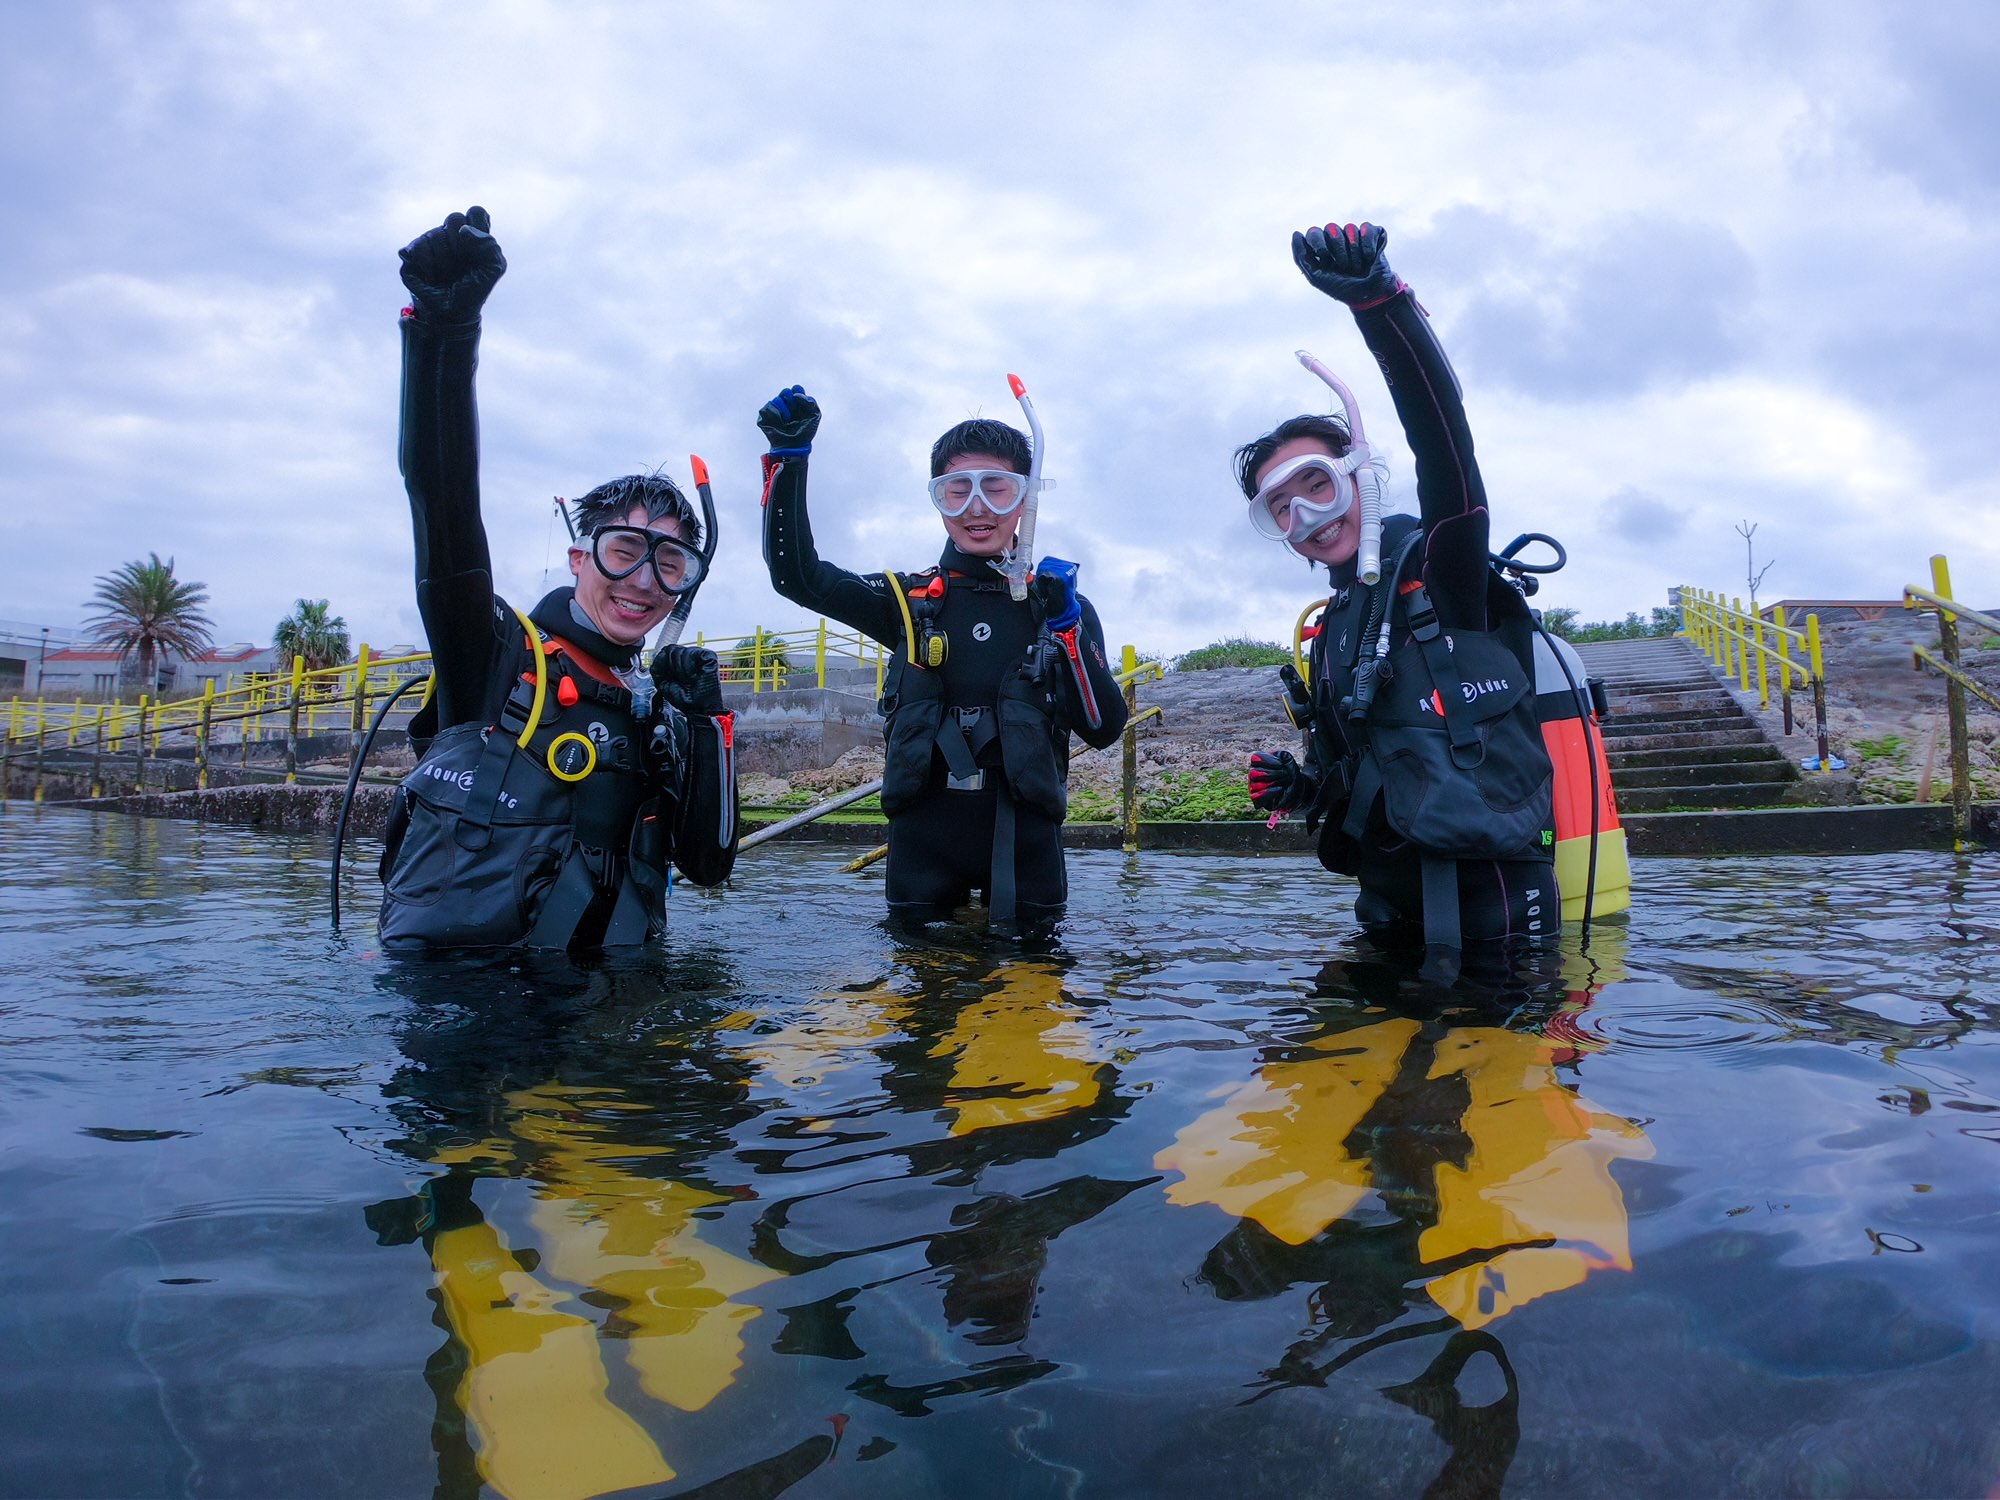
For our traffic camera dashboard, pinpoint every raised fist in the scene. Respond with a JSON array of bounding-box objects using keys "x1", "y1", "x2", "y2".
[
  {"x1": 757, "y1": 385, "x2": 821, "y2": 455},
  {"x1": 649, "y1": 645, "x2": 726, "y2": 718},
  {"x1": 1291, "y1": 221, "x2": 1402, "y2": 309},
  {"x1": 398, "y1": 206, "x2": 506, "y2": 325}
]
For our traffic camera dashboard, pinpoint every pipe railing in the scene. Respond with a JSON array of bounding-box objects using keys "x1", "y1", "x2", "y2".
[
  {"x1": 1679, "y1": 587, "x2": 1831, "y2": 771},
  {"x1": 1903, "y1": 554, "x2": 2000, "y2": 850}
]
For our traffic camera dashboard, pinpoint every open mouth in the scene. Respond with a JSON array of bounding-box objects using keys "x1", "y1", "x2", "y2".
[{"x1": 608, "y1": 593, "x2": 660, "y2": 621}]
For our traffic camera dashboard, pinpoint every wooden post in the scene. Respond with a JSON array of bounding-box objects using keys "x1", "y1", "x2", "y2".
[
  {"x1": 1929, "y1": 556, "x2": 1972, "y2": 848},
  {"x1": 285, "y1": 655, "x2": 305, "y2": 784},
  {"x1": 91, "y1": 703, "x2": 107, "y2": 798},
  {"x1": 350, "y1": 644, "x2": 373, "y2": 761},
  {"x1": 1120, "y1": 646, "x2": 1141, "y2": 854},
  {"x1": 196, "y1": 680, "x2": 216, "y2": 789},
  {"x1": 1807, "y1": 614, "x2": 1830, "y2": 775},
  {"x1": 32, "y1": 698, "x2": 47, "y2": 802},
  {"x1": 135, "y1": 694, "x2": 150, "y2": 793}
]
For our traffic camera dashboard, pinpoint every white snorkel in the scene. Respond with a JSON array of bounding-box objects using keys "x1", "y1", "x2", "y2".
[
  {"x1": 1294, "y1": 349, "x2": 1385, "y2": 585},
  {"x1": 1000, "y1": 372, "x2": 1045, "y2": 601}
]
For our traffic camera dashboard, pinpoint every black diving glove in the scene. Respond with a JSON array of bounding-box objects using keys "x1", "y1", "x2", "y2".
[
  {"x1": 650, "y1": 645, "x2": 726, "y2": 718},
  {"x1": 399, "y1": 206, "x2": 507, "y2": 325},
  {"x1": 757, "y1": 385, "x2": 821, "y2": 456},
  {"x1": 1291, "y1": 221, "x2": 1404, "y2": 309},
  {"x1": 1248, "y1": 750, "x2": 1316, "y2": 813}
]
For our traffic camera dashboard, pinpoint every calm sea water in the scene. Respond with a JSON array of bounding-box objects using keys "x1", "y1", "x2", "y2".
[{"x1": 2, "y1": 805, "x2": 1997, "y2": 1500}]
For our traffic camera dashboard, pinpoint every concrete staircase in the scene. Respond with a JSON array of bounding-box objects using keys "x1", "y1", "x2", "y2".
[{"x1": 1570, "y1": 636, "x2": 1799, "y2": 812}]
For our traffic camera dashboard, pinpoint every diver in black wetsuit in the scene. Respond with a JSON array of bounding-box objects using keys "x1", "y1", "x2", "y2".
[
  {"x1": 1241, "y1": 222, "x2": 1556, "y2": 962},
  {"x1": 756, "y1": 386, "x2": 1127, "y2": 936},
  {"x1": 379, "y1": 206, "x2": 738, "y2": 951}
]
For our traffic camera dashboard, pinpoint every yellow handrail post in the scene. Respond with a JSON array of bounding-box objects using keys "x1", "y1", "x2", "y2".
[
  {"x1": 196, "y1": 680, "x2": 216, "y2": 789},
  {"x1": 1731, "y1": 597, "x2": 1749, "y2": 690},
  {"x1": 285, "y1": 655, "x2": 306, "y2": 783},
  {"x1": 816, "y1": 620, "x2": 827, "y2": 689},
  {"x1": 1752, "y1": 604, "x2": 1770, "y2": 709},
  {"x1": 752, "y1": 627, "x2": 765, "y2": 693},
  {"x1": 1120, "y1": 645, "x2": 1141, "y2": 854},
  {"x1": 1928, "y1": 556, "x2": 1971, "y2": 847},
  {"x1": 1774, "y1": 605, "x2": 1795, "y2": 734}
]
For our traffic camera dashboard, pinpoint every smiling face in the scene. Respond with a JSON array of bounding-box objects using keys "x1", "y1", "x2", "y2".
[
  {"x1": 1253, "y1": 436, "x2": 1360, "y2": 568},
  {"x1": 937, "y1": 450, "x2": 1026, "y2": 558},
  {"x1": 569, "y1": 503, "x2": 687, "y2": 645}
]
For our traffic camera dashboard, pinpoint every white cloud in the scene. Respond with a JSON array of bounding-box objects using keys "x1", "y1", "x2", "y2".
[{"x1": 4, "y1": 0, "x2": 1999, "y2": 659}]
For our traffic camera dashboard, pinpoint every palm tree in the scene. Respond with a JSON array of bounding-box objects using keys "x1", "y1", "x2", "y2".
[
  {"x1": 274, "y1": 598, "x2": 353, "y2": 673},
  {"x1": 82, "y1": 554, "x2": 215, "y2": 696}
]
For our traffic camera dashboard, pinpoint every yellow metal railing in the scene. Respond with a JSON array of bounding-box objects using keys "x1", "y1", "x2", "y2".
[
  {"x1": 1, "y1": 647, "x2": 431, "y2": 802},
  {"x1": 1679, "y1": 587, "x2": 1831, "y2": 772},
  {"x1": 1903, "y1": 554, "x2": 1999, "y2": 849},
  {"x1": 690, "y1": 621, "x2": 890, "y2": 697}
]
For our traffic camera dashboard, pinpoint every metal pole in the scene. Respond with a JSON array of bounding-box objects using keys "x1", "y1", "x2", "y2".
[
  {"x1": 1752, "y1": 605, "x2": 1770, "y2": 709},
  {"x1": 1930, "y1": 556, "x2": 1972, "y2": 848},
  {"x1": 33, "y1": 698, "x2": 47, "y2": 802},
  {"x1": 739, "y1": 778, "x2": 886, "y2": 851},
  {"x1": 350, "y1": 645, "x2": 372, "y2": 765},
  {"x1": 1120, "y1": 646, "x2": 1141, "y2": 854},
  {"x1": 816, "y1": 620, "x2": 827, "y2": 689}
]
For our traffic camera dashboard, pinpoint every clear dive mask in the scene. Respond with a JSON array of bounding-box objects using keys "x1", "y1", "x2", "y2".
[
  {"x1": 928, "y1": 468, "x2": 1032, "y2": 519},
  {"x1": 586, "y1": 525, "x2": 708, "y2": 594},
  {"x1": 1247, "y1": 452, "x2": 1359, "y2": 545}
]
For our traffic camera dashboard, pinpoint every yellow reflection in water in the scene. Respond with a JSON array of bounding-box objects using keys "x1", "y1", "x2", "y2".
[
  {"x1": 931, "y1": 961, "x2": 1104, "y2": 1134},
  {"x1": 1155, "y1": 1019, "x2": 1421, "y2": 1244}
]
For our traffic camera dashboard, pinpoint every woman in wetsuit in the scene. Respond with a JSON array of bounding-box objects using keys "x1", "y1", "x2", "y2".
[{"x1": 1242, "y1": 222, "x2": 1557, "y2": 960}]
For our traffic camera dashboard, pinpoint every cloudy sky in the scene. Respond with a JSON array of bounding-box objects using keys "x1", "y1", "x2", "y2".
[{"x1": 4, "y1": 0, "x2": 1997, "y2": 661}]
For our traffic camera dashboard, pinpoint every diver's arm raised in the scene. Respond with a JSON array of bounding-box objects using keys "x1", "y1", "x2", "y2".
[
  {"x1": 757, "y1": 386, "x2": 903, "y2": 644},
  {"x1": 397, "y1": 206, "x2": 509, "y2": 725},
  {"x1": 1294, "y1": 222, "x2": 1491, "y2": 627}
]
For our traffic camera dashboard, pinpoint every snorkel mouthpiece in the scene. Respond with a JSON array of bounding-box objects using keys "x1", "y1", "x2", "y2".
[
  {"x1": 1001, "y1": 373, "x2": 1044, "y2": 602},
  {"x1": 654, "y1": 454, "x2": 719, "y2": 649},
  {"x1": 1294, "y1": 349, "x2": 1385, "y2": 584}
]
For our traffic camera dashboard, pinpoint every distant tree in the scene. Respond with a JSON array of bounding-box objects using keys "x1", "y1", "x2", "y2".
[
  {"x1": 82, "y1": 553, "x2": 215, "y2": 694},
  {"x1": 274, "y1": 598, "x2": 353, "y2": 673},
  {"x1": 1540, "y1": 607, "x2": 1680, "y2": 643}
]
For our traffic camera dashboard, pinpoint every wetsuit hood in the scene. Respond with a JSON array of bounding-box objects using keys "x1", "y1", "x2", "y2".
[{"x1": 530, "y1": 586, "x2": 642, "y2": 673}]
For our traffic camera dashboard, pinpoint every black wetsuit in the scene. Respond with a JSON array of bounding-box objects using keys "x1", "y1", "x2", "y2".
[
  {"x1": 381, "y1": 310, "x2": 736, "y2": 950},
  {"x1": 762, "y1": 458, "x2": 1126, "y2": 929},
  {"x1": 1301, "y1": 289, "x2": 1556, "y2": 950}
]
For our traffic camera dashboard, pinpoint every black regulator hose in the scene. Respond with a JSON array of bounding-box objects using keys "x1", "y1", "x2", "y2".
[{"x1": 330, "y1": 673, "x2": 431, "y2": 933}]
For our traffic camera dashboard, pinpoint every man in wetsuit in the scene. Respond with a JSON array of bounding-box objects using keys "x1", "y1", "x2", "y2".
[
  {"x1": 1241, "y1": 222, "x2": 1556, "y2": 961},
  {"x1": 756, "y1": 386, "x2": 1127, "y2": 936},
  {"x1": 380, "y1": 206, "x2": 737, "y2": 950}
]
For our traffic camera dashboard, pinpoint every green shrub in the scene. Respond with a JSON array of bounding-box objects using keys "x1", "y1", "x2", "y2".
[
  {"x1": 1541, "y1": 607, "x2": 1680, "y2": 643},
  {"x1": 1174, "y1": 637, "x2": 1291, "y2": 671}
]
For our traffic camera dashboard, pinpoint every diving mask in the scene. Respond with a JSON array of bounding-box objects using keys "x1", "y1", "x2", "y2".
[
  {"x1": 586, "y1": 525, "x2": 707, "y2": 594},
  {"x1": 1247, "y1": 452, "x2": 1359, "y2": 544},
  {"x1": 928, "y1": 469, "x2": 1031, "y2": 519}
]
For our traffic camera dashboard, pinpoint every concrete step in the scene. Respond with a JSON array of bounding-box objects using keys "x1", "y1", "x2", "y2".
[
  {"x1": 1603, "y1": 727, "x2": 1773, "y2": 752},
  {"x1": 1616, "y1": 782, "x2": 1797, "y2": 812},
  {"x1": 1611, "y1": 760, "x2": 1797, "y2": 790},
  {"x1": 1601, "y1": 716, "x2": 1760, "y2": 740},
  {"x1": 1603, "y1": 705, "x2": 1756, "y2": 729},
  {"x1": 1608, "y1": 743, "x2": 1791, "y2": 770}
]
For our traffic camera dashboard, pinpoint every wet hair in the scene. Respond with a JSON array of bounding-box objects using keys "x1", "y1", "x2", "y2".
[
  {"x1": 569, "y1": 470, "x2": 700, "y2": 548},
  {"x1": 930, "y1": 418, "x2": 1031, "y2": 477},
  {"x1": 1232, "y1": 414, "x2": 1352, "y2": 498}
]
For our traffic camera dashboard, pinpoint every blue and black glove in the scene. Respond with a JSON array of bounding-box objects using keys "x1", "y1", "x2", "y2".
[
  {"x1": 650, "y1": 645, "x2": 726, "y2": 718},
  {"x1": 398, "y1": 206, "x2": 507, "y2": 325},
  {"x1": 1291, "y1": 221, "x2": 1403, "y2": 310},
  {"x1": 757, "y1": 386, "x2": 821, "y2": 457},
  {"x1": 1248, "y1": 749, "x2": 1317, "y2": 813},
  {"x1": 1033, "y1": 557, "x2": 1083, "y2": 632}
]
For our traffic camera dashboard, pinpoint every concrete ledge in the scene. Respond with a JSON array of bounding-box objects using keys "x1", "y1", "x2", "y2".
[{"x1": 1624, "y1": 802, "x2": 2000, "y2": 855}]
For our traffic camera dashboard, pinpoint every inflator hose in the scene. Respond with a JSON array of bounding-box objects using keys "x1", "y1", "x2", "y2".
[{"x1": 329, "y1": 672, "x2": 432, "y2": 932}]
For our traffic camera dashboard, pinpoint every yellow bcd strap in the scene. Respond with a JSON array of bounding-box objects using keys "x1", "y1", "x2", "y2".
[{"x1": 508, "y1": 604, "x2": 549, "y2": 749}]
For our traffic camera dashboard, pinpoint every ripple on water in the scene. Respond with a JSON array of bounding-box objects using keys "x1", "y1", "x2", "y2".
[{"x1": 1571, "y1": 991, "x2": 1803, "y2": 1057}]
